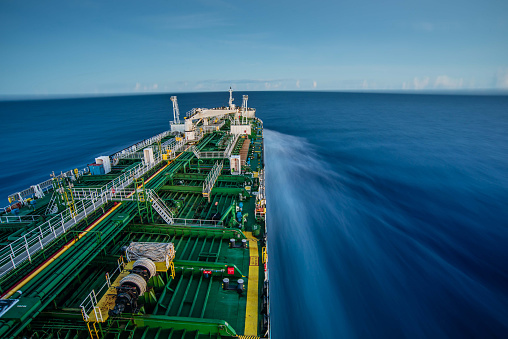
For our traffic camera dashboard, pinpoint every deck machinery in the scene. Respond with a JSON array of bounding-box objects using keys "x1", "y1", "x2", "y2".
[{"x1": 0, "y1": 90, "x2": 269, "y2": 339}]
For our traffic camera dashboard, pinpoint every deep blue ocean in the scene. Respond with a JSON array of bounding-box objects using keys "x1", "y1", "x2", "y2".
[{"x1": 1, "y1": 92, "x2": 508, "y2": 338}]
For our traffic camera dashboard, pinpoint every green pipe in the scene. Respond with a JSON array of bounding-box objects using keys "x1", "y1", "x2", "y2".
[
  {"x1": 132, "y1": 314, "x2": 237, "y2": 336},
  {"x1": 173, "y1": 260, "x2": 245, "y2": 278},
  {"x1": 1, "y1": 209, "x2": 134, "y2": 338},
  {"x1": 219, "y1": 203, "x2": 235, "y2": 221}
]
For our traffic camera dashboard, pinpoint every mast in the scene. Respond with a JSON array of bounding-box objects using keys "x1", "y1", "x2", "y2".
[
  {"x1": 228, "y1": 87, "x2": 235, "y2": 109},
  {"x1": 171, "y1": 96, "x2": 180, "y2": 124}
]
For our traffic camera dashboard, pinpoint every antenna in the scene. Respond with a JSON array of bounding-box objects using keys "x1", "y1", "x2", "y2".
[
  {"x1": 171, "y1": 96, "x2": 180, "y2": 124},
  {"x1": 241, "y1": 95, "x2": 248, "y2": 125}
]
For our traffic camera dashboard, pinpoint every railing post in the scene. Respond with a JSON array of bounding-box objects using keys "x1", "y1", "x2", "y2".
[
  {"x1": 24, "y1": 235, "x2": 31, "y2": 262},
  {"x1": 81, "y1": 306, "x2": 88, "y2": 321},
  {"x1": 9, "y1": 243, "x2": 15, "y2": 258},
  {"x1": 10, "y1": 254, "x2": 16, "y2": 269},
  {"x1": 89, "y1": 292, "x2": 95, "y2": 311},
  {"x1": 38, "y1": 235, "x2": 44, "y2": 250},
  {"x1": 92, "y1": 289, "x2": 98, "y2": 305}
]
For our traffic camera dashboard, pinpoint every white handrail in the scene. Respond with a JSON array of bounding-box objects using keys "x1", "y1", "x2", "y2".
[
  {"x1": 203, "y1": 161, "x2": 223, "y2": 196},
  {"x1": 0, "y1": 153, "x2": 168, "y2": 278}
]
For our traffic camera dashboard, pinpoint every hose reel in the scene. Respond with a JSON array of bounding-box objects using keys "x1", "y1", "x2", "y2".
[
  {"x1": 109, "y1": 242, "x2": 175, "y2": 316},
  {"x1": 108, "y1": 258, "x2": 154, "y2": 316}
]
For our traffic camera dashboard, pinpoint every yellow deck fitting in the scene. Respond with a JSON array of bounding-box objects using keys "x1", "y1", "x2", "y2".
[
  {"x1": 244, "y1": 232, "x2": 259, "y2": 336},
  {"x1": 87, "y1": 259, "x2": 173, "y2": 322},
  {"x1": 87, "y1": 262, "x2": 133, "y2": 322}
]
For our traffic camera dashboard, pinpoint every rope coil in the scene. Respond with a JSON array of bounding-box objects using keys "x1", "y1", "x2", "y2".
[{"x1": 126, "y1": 242, "x2": 175, "y2": 262}]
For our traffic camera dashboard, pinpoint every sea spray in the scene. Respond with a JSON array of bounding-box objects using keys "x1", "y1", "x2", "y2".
[{"x1": 265, "y1": 129, "x2": 353, "y2": 339}]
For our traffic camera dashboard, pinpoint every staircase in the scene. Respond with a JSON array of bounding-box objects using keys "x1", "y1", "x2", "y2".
[
  {"x1": 45, "y1": 193, "x2": 58, "y2": 214},
  {"x1": 203, "y1": 161, "x2": 223, "y2": 202},
  {"x1": 147, "y1": 190, "x2": 174, "y2": 224},
  {"x1": 191, "y1": 146, "x2": 200, "y2": 159}
]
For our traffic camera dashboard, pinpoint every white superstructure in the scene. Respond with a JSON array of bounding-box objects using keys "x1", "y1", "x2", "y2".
[{"x1": 180, "y1": 88, "x2": 256, "y2": 141}]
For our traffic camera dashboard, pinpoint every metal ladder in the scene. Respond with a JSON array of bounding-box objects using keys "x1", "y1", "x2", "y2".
[
  {"x1": 191, "y1": 145, "x2": 200, "y2": 159},
  {"x1": 225, "y1": 134, "x2": 240, "y2": 157},
  {"x1": 203, "y1": 161, "x2": 223, "y2": 202},
  {"x1": 147, "y1": 190, "x2": 174, "y2": 224},
  {"x1": 86, "y1": 322, "x2": 100, "y2": 339},
  {"x1": 45, "y1": 193, "x2": 58, "y2": 214}
]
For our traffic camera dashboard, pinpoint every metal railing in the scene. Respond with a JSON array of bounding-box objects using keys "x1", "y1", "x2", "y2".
[
  {"x1": 224, "y1": 134, "x2": 240, "y2": 157},
  {"x1": 203, "y1": 161, "x2": 223, "y2": 196},
  {"x1": 171, "y1": 218, "x2": 224, "y2": 227},
  {"x1": 6, "y1": 169, "x2": 88, "y2": 207},
  {"x1": 0, "y1": 215, "x2": 40, "y2": 223},
  {"x1": 147, "y1": 190, "x2": 174, "y2": 224},
  {"x1": 5, "y1": 130, "x2": 173, "y2": 207},
  {"x1": 162, "y1": 138, "x2": 186, "y2": 159},
  {"x1": 0, "y1": 153, "x2": 168, "y2": 279},
  {"x1": 196, "y1": 151, "x2": 224, "y2": 159},
  {"x1": 111, "y1": 130, "x2": 171, "y2": 161},
  {"x1": 119, "y1": 152, "x2": 145, "y2": 160},
  {"x1": 202, "y1": 120, "x2": 225, "y2": 132},
  {"x1": 0, "y1": 215, "x2": 41, "y2": 224},
  {"x1": 119, "y1": 137, "x2": 178, "y2": 161},
  {"x1": 192, "y1": 134, "x2": 238, "y2": 160},
  {"x1": 45, "y1": 194, "x2": 58, "y2": 215},
  {"x1": 258, "y1": 169, "x2": 265, "y2": 201},
  {"x1": 190, "y1": 146, "x2": 201, "y2": 159},
  {"x1": 186, "y1": 108, "x2": 198, "y2": 118},
  {"x1": 80, "y1": 257, "x2": 126, "y2": 322},
  {"x1": 0, "y1": 192, "x2": 110, "y2": 279}
]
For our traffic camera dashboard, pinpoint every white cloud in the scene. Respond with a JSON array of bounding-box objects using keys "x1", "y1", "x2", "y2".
[
  {"x1": 264, "y1": 82, "x2": 271, "y2": 89},
  {"x1": 413, "y1": 77, "x2": 430, "y2": 90},
  {"x1": 134, "y1": 82, "x2": 141, "y2": 91},
  {"x1": 434, "y1": 75, "x2": 463, "y2": 89},
  {"x1": 362, "y1": 80, "x2": 368, "y2": 89},
  {"x1": 153, "y1": 83, "x2": 158, "y2": 90},
  {"x1": 296, "y1": 80, "x2": 300, "y2": 88},
  {"x1": 313, "y1": 80, "x2": 317, "y2": 88}
]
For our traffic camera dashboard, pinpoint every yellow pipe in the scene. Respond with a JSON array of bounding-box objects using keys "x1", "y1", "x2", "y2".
[
  {"x1": 127, "y1": 145, "x2": 189, "y2": 196},
  {"x1": 144, "y1": 163, "x2": 169, "y2": 185},
  {"x1": 2, "y1": 203, "x2": 123, "y2": 299}
]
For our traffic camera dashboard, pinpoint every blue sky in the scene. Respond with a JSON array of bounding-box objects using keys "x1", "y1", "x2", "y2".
[{"x1": 1, "y1": 0, "x2": 507, "y2": 95}]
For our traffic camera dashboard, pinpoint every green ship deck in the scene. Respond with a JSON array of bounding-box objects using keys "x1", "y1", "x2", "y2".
[{"x1": 0, "y1": 91, "x2": 269, "y2": 339}]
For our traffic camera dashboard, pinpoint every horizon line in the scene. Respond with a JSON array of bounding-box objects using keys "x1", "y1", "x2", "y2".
[{"x1": 1, "y1": 88, "x2": 508, "y2": 102}]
